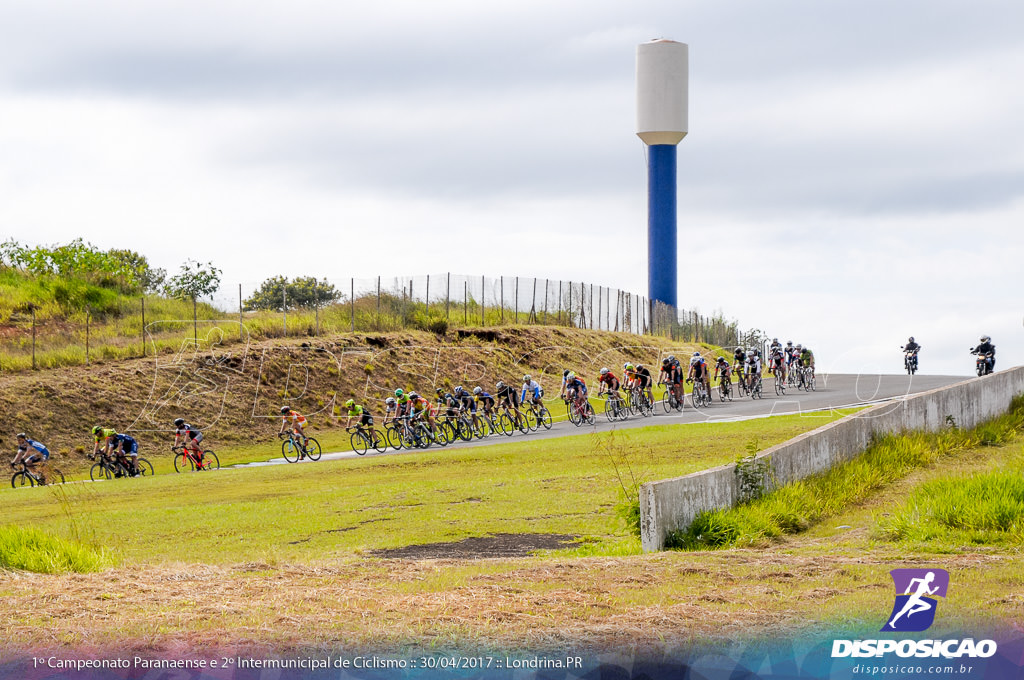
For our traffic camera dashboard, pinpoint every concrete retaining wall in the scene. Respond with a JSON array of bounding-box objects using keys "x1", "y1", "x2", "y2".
[{"x1": 639, "y1": 367, "x2": 1024, "y2": 552}]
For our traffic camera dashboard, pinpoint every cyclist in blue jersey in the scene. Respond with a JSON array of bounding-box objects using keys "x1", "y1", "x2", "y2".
[
  {"x1": 111, "y1": 432, "x2": 141, "y2": 477},
  {"x1": 11, "y1": 433, "x2": 49, "y2": 473}
]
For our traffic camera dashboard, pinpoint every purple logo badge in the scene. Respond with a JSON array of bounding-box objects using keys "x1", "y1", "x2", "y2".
[{"x1": 882, "y1": 568, "x2": 949, "y2": 632}]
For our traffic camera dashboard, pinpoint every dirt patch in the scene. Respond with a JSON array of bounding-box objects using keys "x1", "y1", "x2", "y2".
[{"x1": 370, "y1": 533, "x2": 580, "y2": 560}]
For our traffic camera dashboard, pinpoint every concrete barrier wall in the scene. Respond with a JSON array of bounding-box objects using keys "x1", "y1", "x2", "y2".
[{"x1": 639, "y1": 367, "x2": 1024, "y2": 552}]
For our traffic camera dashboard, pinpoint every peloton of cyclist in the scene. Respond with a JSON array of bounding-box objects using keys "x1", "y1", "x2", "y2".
[
  {"x1": 11, "y1": 433, "x2": 49, "y2": 473},
  {"x1": 687, "y1": 352, "x2": 711, "y2": 396},
  {"x1": 344, "y1": 398, "x2": 377, "y2": 442},
  {"x1": 173, "y1": 418, "x2": 205, "y2": 467}
]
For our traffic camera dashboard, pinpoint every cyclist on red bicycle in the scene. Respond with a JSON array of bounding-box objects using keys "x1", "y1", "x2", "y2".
[
  {"x1": 173, "y1": 418, "x2": 205, "y2": 467},
  {"x1": 561, "y1": 371, "x2": 589, "y2": 411},
  {"x1": 598, "y1": 368, "x2": 622, "y2": 402}
]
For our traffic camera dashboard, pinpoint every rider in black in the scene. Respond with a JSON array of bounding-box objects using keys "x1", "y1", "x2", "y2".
[{"x1": 971, "y1": 335, "x2": 996, "y2": 372}]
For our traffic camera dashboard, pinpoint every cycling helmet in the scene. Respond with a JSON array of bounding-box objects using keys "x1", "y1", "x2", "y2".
[
  {"x1": 624, "y1": 363, "x2": 635, "y2": 372},
  {"x1": 600, "y1": 367, "x2": 609, "y2": 375},
  {"x1": 523, "y1": 375, "x2": 531, "y2": 383},
  {"x1": 345, "y1": 399, "x2": 355, "y2": 408},
  {"x1": 409, "y1": 392, "x2": 419, "y2": 400},
  {"x1": 280, "y1": 406, "x2": 290, "y2": 414},
  {"x1": 15, "y1": 433, "x2": 26, "y2": 439},
  {"x1": 662, "y1": 357, "x2": 671, "y2": 365},
  {"x1": 636, "y1": 364, "x2": 645, "y2": 370},
  {"x1": 772, "y1": 338, "x2": 778, "y2": 343},
  {"x1": 496, "y1": 381, "x2": 505, "y2": 389},
  {"x1": 566, "y1": 371, "x2": 576, "y2": 381},
  {"x1": 909, "y1": 337, "x2": 915, "y2": 342},
  {"x1": 173, "y1": 418, "x2": 185, "y2": 427},
  {"x1": 667, "y1": 355, "x2": 676, "y2": 362},
  {"x1": 786, "y1": 341, "x2": 793, "y2": 347},
  {"x1": 385, "y1": 397, "x2": 396, "y2": 406},
  {"x1": 394, "y1": 388, "x2": 404, "y2": 397},
  {"x1": 473, "y1": 386, "x2": 482, "y2": 395},
  {"x1": 455, "y1": 386, "x2": 464, "y2": 395},
  {"x1": 92, "y1": 425, "x2": 102, "y2": 434},
  {"x1": 435, "y1": 388, "x2": 444, "y2": 395},
  {"x1": 693, "y1": 351, "x2": 701, "y2": 357}
]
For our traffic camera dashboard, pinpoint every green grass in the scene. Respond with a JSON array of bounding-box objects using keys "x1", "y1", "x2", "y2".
[
  {"x1": 0, "y1": 410, "x2": 856, "y2": 565},
  {"x1": 877, "y1": 467, "x2": 1024, "y2": 545},
  {"x1": 671, "y1": 396, "x2": 1024, "y2": 550},
  {"x1": 0, "y1": 525, "x2": 113, "y2": 573}
]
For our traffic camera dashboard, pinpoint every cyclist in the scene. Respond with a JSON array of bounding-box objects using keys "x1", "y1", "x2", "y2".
[
  {"x1": 562, "y1": 371, "x2": 589, "y2": 413},
  {"x1": 91, "y1": 425, "x2": 117, "y2": 461},
  {"x1": 769, "y1": 338, "x2": 782, "y2": 354},
  {"x1": 11, "y1": 433, "x2": 49, "y2": 473},
  {"x1": 659, "y1": 355, "x2": 684, "y2": 404},
  {"x1": 173, "y1": 418, "x2": 205, "y2": 467},
  {"x1": 744, "y1": 349, "x2": 763, "y2": 390},
  {"x1": 473, "y1": 386, "x2": 496, "y2": 419},
  {"x1": 798, "y1": 345, "x2": 815, "y2": 372},
  {"x1": 344, "y1": 398, "x2": 378, "y2": 443},
  {"x1": 687, "y1": 352, "x2": 711, "y2": 397},
  {"x1": 495, "y1": 380, "x2": 524, "y2": 428},
  {"x1": 394, "y1": 388, "x2": 411, "y2": 419},
  {"x1": 110, "y1": 432, "x2": 141, "y2": 476},
  {"x1": 768, "y1": 345, "x2": 787, "y2": 382},
  {"x1": 733, "y1": 346, "x2": 747, "y2": 380},
  {"x1": 597, "y1": 367, "x2": 622, "y2": 405},
  {"x1": 520, "y1": 375, "x2": 543, "y2": 407},
  {"x1": 435, "y1": 388, "x2": 460, "y2": 417},
  {"x1": 634, "y1": 363, "x2": 655, "y2": 403},
  {"x1": 279, "y1": 406, "x2": 310, "y2": 452},
  {"x1": 382, "y1": 397, "x2": 399, "y2": 426},
  {"x1": 971, "y1": 336, "x2": 995, "y2": 373},
  {"x1": 455, "y1": 386, "x2": 479, "y2": 428},
  {"x1": 408, "y1": 392, "x2": 436, "y2": 433},
  {"x1": 713, "y1": 356, "x2": 732, "y2": 388}
]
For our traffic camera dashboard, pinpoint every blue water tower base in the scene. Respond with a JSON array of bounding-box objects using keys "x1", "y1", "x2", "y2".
[{"x1": 647, "y1": 144, "x2": 677, "y2": 308}]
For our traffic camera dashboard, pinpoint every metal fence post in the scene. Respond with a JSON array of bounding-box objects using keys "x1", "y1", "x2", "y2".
[
  {"x1": 140, "y1": 297, "x2": 145, "y2": 357},
  {"x1": 446, "y1": 272, "x2": 451, "y2": 320},
  {"x1": 500, "y1": 277, "x2": 504, "y2": 325},
  {"x1": 86, "y1": 307, "x2": 90, "y2": 365},
  {"x1": 481, "y1": 275, "x2": 485, "y2": 326},
  {"x1": 514, "y1": 277, "x2": 518, "y2": 324},
  {"x1": 31, "y1": 307, "x2": 36, "y2": 370},
  {"x1": 543, "y1": 279, "x2": 549, "y2": 324},
  {"x1": 464, "y1": 280, "x2": 468, "y2": 324},
  {"x1": 238, "y1": 283, "x2": 243, "y2": 339},
  {"x1": 376, "y1": 276, "x2": 381, "y2": 330},
  {"x1": 426, "y1": 274, "x2": 430, "y2": 319},
  {"x1": 350, "y1": 278, "x2": 355, "y2": 332}
]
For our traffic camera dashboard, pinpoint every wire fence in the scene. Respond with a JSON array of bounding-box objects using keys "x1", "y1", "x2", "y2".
[{"x1": 1, "y1": 273, "x2": 745, "y2": 372}]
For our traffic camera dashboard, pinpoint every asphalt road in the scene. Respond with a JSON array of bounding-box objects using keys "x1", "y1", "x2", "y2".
[{"x1": 234, "y1": 373, "x2": 970, "y2": 467}]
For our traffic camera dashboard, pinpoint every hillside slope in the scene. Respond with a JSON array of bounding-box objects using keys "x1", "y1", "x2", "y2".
[{"x1": 1, "y1": 325, "x2": 716, "y2": 468}]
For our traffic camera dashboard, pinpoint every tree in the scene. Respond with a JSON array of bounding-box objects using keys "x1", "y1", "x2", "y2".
[
  {"x1": 165, "y1": 260, "x2": 222, "y2": 344},
  {"x1": 243, "y1": 276, "x2": 340, "y2": 311},
  {"x1": 165, "y1": 259, "x2": 222, "y2": 302}
]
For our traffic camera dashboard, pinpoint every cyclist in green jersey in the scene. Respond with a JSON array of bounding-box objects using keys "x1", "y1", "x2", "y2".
[{"x1": 344, "y1": 399, "x2": 377, "y2": 442}]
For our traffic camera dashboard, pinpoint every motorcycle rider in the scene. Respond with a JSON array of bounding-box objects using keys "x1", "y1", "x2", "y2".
[
  {"x1": 971, "y1": 335, "x2": 996, "y2": 374},
  {"x1": 902, "y1": 337, "x2": 921, "y2": 371}
]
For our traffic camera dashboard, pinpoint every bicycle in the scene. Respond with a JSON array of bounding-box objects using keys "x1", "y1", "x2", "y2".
[
  {"x1": 523, "y1": 400, "x2": 552, "y2": 430},
  {"x1": 601, "y1": 391, "x2": 629, "y2": 421},
  {"x1": 688, "y1": 379, "x2": 712, "y2": 408},
  {"x1": 565, "y1": 391, "x2": 596, "y2": 426},
  {"x1": 11, "y1": 460, "x2": 65, "y2": 488},
  {"x1": 347, "y1": 425, "x2": 387, "y2": 455},
  {"x1": 89, "y1": 450, "x2": 154, "y2": 481},
  {"x1": 659, "y1": 381, "x2": 684, "y2": 413},
  {"x1": 171, "y1": 445, "x2": 220, "y2": 472},
  {"x1": 748, "y1": 374, "x2": 763, "y2": 399},
  {"x1": 499, "y1": 402, "x2": 530, "y2": 434},
  {"x1": 718, "y1": 374, "x2": 733, "y2": 402},
  {"x1": 279, "y1": 432, "x2": 322, "y2": 463},
  {"x1": 774, "y1": 370, "x2": 786, "y2": 396}
]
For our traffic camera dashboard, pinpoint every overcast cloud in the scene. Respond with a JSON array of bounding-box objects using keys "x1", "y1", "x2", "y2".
[{"x1": 0, "y1": 0, "x2": 1021, "y2": 375}]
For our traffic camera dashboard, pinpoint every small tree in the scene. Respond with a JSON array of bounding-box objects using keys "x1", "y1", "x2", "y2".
[
  {"x1": 165, "y1": 260, "x2": 222, "y2": 343},
  {"x1": 244, "y1": 276, "x2": 340, "y2": 311}
]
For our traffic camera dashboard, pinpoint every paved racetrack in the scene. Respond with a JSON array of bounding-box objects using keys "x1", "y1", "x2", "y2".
[{"x1": 235, "y1": 373, "x2": 971, "y2": 467}]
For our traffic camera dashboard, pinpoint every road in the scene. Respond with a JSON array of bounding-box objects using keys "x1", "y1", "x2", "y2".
[{"x1": 234, "y1": 373, "x2": 970, "y2": 467}]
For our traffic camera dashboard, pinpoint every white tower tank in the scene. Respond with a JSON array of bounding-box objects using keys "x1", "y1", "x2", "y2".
[{"x1": 636, "y1": 39, "x2": 689, "y2": 146}]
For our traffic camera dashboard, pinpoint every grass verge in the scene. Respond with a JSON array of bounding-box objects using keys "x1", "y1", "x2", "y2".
[
  {"x1": 0, "y1": 525, "x2": 113, "y2": 573},
  {"x1": 672, "y1": 396, "x2": 1024, "y2": 550}
]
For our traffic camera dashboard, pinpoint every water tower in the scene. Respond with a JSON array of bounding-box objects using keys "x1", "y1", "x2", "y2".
[{"x1": 636, "y1": 39, "x2": 688, "y2": 308}]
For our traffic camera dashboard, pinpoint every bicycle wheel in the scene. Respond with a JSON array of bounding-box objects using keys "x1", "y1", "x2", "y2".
[
  {"x1": 135, "y1": 458, "x2": 155, "y2": 477},
  {"x1": 498, "y1": 412, "x2": 515, "y2": 436},
  {"x1": 281, "y1": 439, "x2": 300, "y2": 463},
  {"x1": 41, "y1": 468, "x2": 65, "y2": 485},
  {"x1": 350, "y1": 430, "x2": 368, "y2": 455},
  {"x1": 775, "y1": 377, "x2": 785, "y2": 396},
  {"x1": 199, "y1": 450, "x2": 220, "y2": 470},
  {"x1": 604, "y1": 397, "x2": 617, "y2": 422},
  {"x1": 807, "y1": 372, "x2": 816, "y2": 391},
  {"x1": 537, "y1": 406, "x2": 552, "y2": 429},
  {"x1": 90, "y1": 462, "x2": 113, "y2": 481},
  {"x1": 584, "y1": 402, "x2": 596, "y2": 425},
  {"x1": 414, "y1": 423, "x2": 432, "y2": 448},
  {"x1": 303, "y1": 438, "x2": 322, "y2": 460},
  {"x1": 385, "y1": 424, "x2": 403, "y2": 449},
  {"x1": 11, "y1": 471, "x2": 34, "y2": 489},
  {"x1": 661, "y1": 391, "x2": 673, "y2": 413},
  {"x1": 174, "y1": 452, "x2": 195, "y2": 473}
]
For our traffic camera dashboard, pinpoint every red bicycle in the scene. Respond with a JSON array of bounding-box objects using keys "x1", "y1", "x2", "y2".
[{"x1": 172, "y1": 445, "x2": 220, "y2": 472}]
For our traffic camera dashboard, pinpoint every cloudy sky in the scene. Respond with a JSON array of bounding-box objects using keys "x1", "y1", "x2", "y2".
[{"x1": 1, "y1": 0, "x2": 1021, "y2": 375}]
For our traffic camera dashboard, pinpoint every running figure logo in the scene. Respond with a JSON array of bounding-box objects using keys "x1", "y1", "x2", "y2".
[{"x1": 882, "y1": 568, "x2": 949, "y2": 632}]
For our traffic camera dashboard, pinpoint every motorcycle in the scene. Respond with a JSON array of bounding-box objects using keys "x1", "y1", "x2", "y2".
[
  {"x1": 900, "y1": 346, "x2": 919, "y2": 375},
  {"x1": 970, "y1": 349, "x2": 995, "y2": 377}
]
